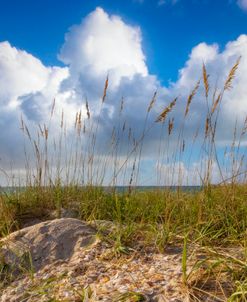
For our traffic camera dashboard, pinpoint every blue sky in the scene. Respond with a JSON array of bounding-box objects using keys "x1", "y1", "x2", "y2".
[
  {"x1": 0, "y1": 0, "x2": 247, "y2": 185},
  {"x1": 1, "y1": 0, "x2": 247, "y2": 84}
]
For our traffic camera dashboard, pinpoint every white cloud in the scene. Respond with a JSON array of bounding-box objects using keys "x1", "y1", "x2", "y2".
[
  {"x1": 57, "y1": 7, "x2": 162, "y2": 139},
  {"x1": 170, "y1": 34, "x2": 247, "y2": 134},
  {"x1": 0, "y1": 40, "x2": 69, "y2": 116},
  {"x1": 59, "y1": 7, "x2": 147, "y2": 87},
  {"x1": 0, "y1": 41, "x2": 49, "y2": 108},
  {"x1": 237, "y1": 0, "x2": 247, "y2": 11},
  {"x1": 0, "y1": 41, "x2": 72, "y2": 168}
]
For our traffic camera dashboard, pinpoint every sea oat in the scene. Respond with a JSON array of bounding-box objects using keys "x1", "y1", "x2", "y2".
[
  {"x1": 102, "y1": 76, "x2": 109, "y2": 103},
  {"x1": 155, "y1": 97, "x2": 178, "y2": 123},
  {"x1": 241, "y1": 116, "x2": 247, "y2": 136},
  {"x1": 44, "y1": 124, "x2": 48, "y2": 140},
  {"x1": 20, "y1": 115, "x2": 25, "y2": 132},
  {"x1": 74, "y1": 112, "x2": 78, "y2": 129},
  {"x1": 148, "y1": 91, "x2": 157, "y2": 112},
  {"x1": 51, "y1": 98, "x2": 56, "y2": 117},
  {"x1": 224, "y1": 56, "x2": 241, "y2": 91},
  {"x1": 205, "y1": 117, "x2": 209, "y2": 138},
  {"x1": 128, "y1": 127, "x2": 132, "y2": 141},
  {"x1": 77, "y1": 110, "x2": 82, "y2": 135},
  {"x1": 86, "y1": 100, "x2": 90, "y2": 119},
  {"x1": 38, "y1": 124, "x2": 44, "y2": 137},
  {"x1": 182, "y1": 140, "x2": 185, "y2": 152},
  {"x1": 25, "y1": 125, "x2": 32, "y2": 141},
  {"x1": 211, "y1": 93, "x2": 221, "y2": 114},
  {"x1": 60, "y1": 110, "x2": 64, "y2": 129},
  {"x1": 203, "y1": 63, "x2": 209, "y2": 98},
  {"x1": 185, "y1": 80, "x2": 200, "y2": 116},
  {"x1": 122, "y1": 120, "x2": 126, "y2": 132},
  {"x1": 168, "y1": 117, "x2": 175, "y2": 135},
  {"x1": 120, "y1": 97, "x2": 124, "y2": 114}
]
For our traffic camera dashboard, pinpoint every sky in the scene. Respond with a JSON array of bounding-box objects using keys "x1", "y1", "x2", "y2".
[{"x1": 0, "y1": 0, "x2": 247, "y2": 185}]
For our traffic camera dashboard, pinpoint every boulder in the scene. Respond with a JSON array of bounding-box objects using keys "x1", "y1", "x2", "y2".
[{"x1": 0, "y1": 218, "x2": 97, "y2": 273}]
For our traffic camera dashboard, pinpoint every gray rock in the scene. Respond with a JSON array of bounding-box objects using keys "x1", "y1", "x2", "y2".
[{"x1": 0, "y1": 218, "x2": 97, "y2": 273}]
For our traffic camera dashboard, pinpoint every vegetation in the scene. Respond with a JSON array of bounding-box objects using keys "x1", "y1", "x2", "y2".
[{"x1": 1, "y1": 58, "x2": 247, "y2": 301}]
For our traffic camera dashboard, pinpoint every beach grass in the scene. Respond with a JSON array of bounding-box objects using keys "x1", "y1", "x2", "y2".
[{"x1": 0, "y1": 59, "x2": 247, "y2": 300}]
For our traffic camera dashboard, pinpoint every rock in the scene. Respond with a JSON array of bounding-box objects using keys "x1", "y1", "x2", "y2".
[
  {"x1": 0, "y1": 219, "x2": 195, "y2": 302},
  {"x1": 0, "y1": 218, "x2": 97, "y2": 273}
]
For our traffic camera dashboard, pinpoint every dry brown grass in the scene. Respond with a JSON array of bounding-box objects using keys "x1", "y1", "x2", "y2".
[
  {"x1": 185, "y1": 79, "x2": 200, "y2": 117},
  {"x1": 155, "y1": 96, "x2": 178, "y2": 123},
  {"x1": 203, "y1": 63, "x2": 209, "y2": 98},
  {"x1": 224, "y1": 56, "x2": 241, "y2": 91}
]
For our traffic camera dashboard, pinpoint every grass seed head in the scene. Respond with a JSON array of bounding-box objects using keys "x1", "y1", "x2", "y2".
[
  {"x1": 44, "y1": 124, "x2": 48, "y2": 140},
  {"x1": 185, "y1": 80, "x2": 200, "y2": 117},
  {"x1": 224, "y1": 56, "x2": 241, "y2": 91},
  {"x1": 203, "y1": 63, "x2": 209, "y2": 98},
  {"x1": 60, "y1": 110, "x2": 64, "y2": 129},
  {"x1": 168, "y1": 117, "x2": 175, "y2": 135},
  {"x1": 120, "y1": 97, "x2": 124, "y2": 114},
  {"x1": 156, "y1": 97, "x2": 178, "y2": 123},
  {"x1": 211, "y1": 93, "x2": 221, "y2": 114},
  {"x1": 86, "y1": 100, "x2": 90, "y2": 119},
  {"x1": 102, "y1": 75, "x2": 109, "y2": 103},
  {"x1": 148, "y1": 91, "x2": 157, "y2": 112}
]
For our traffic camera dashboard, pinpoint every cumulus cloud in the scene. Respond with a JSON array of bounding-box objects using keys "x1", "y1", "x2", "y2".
[
  {"x1": 57, "y1": 7, "x2": 163, "y2": 141},
  {"x1": 0, "y1": 7, "x2": 247, "y2": 185},
  {"x1": 0, "y1": 41, "x2": 49, "y2": 108},
  {"x1": 0, "y1": 41, "x2": 72, "y2": 167},
  {"x1": 59, "y1": 7, "x2": 147, "y2": 88},
  {"x1": 168, "y1": 35, "x2": 247, "y2": 140}
]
